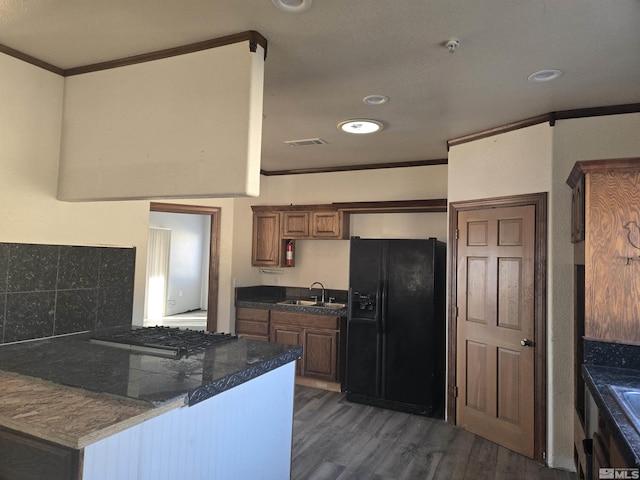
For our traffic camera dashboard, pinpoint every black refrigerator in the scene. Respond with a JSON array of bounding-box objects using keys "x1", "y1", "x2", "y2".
[{"x1": 345, "y1": 237, "x2": 446, "y2": 417}]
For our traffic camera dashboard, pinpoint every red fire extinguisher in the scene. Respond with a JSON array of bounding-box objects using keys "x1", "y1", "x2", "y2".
[{"x1": 286, "y1": 240, "x2": 294, "y2": 266}]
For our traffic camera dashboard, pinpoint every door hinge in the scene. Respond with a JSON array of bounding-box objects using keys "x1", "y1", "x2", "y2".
[
  {"x1": 455, "y1": 306, "x2": 459, "y2": 318},
  {"x1": 453, "y1": 386, "x2": 458, "y2": 398},
  {"x1": 455, "y1": 228, "x2": 459, "y2": 240}
]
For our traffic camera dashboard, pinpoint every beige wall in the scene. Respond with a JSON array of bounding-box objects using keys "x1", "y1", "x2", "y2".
[
  {"x1": 0, "y1": 52, "x2": 238, "y2": 332},
  {"x1": 448, "y1": 114, "x2": 640, "y2": 470},
  {"x1": 231, "y1": 166, "x2": 449, "y2": 291},
  {"x1": 58, "y1": 42, "x2": 264, "y2": 201}
]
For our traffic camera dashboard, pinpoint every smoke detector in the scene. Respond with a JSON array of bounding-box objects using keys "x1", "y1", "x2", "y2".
[{"x1": 444, "y1": 39, "x2": 460, "y2": 53}]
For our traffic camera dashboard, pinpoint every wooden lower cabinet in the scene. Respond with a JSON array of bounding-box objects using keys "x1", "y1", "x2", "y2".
[
  {"x1": 303, "y1": 328, "x2": 339, "y2": 381},
  {"x1": 0, "y1": 426, "x2": 80, "y2": 480},
  {"x1": 270, "y1": 310, "x2": 341, "y2": 384},
  {"x1": 590, "y1": 411, "x2": 634, "y2": 479},
  {"x1": 235, "y1": 307, "x2": 270, "y2": 341}
]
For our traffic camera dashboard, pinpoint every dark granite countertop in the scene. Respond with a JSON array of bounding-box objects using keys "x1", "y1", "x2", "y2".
[
  {"x1": 236, "y1": 298, "x2": 348, "y2": 316},
  {"x1": 0, "y1": 331, "x2": 302, "y2": 408},
  {"x1": 583, "y1": 364, "x2": 640, "y2": 467},
  {"x1": 235, "y1": 285, "x2": 349, "y2": 316}
]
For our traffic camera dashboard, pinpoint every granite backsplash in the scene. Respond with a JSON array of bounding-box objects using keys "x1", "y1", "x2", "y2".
[
  {"x1": 235, "y1": 285, "x2": 348, "y2": 304},
  {"x1": 0, "y1": 242, "x2": 135, "y2": 344}
]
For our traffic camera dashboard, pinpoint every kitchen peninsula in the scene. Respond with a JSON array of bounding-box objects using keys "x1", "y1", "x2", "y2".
[{"x1": 0, "y1": 329, "x2": 302, "y2": 480}]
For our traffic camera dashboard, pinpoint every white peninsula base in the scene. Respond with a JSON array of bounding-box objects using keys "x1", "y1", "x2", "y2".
[{"x1": 82, "y1": 362, "x2": 296, "y2": 480}]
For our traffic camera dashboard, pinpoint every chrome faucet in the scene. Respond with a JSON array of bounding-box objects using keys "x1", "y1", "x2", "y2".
[{"x1": 309, "y1": 281, "x2": 325, "y2": 304}]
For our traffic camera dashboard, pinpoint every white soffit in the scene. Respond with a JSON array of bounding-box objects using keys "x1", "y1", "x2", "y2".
[{"x1": 57, "y1": 38, "x2": 265, "y2": 201}]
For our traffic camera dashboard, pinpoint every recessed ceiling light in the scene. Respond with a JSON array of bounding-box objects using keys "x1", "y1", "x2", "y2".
[
  {"x1": 528, "y1": 69, "x2": 563, "y2": 83},
  {"x1": 337, "y1": 119, "x2": 384, "y2": 134},
  {"x1": 363, "y1": 95, "x2": 390, "y2": 106},
  {"x1": 271, "y1": 0, "x2": 312, "y2": 13}
]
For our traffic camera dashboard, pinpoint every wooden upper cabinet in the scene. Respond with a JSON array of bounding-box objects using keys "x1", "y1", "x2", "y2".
[
  {"x1": 252, "y1": 211, "x2": 282, "y2": 267},
  {"x1": 252, "y1": 204, "x2": 350, "y2": 266},
  {"x1": 282, "y1": 209, "x2": 349, "y2": 239},
  {"x1": 311, "y1": 211, "x2": 348, "y2": 239},
  {"x1": 282, "y1": 211, "x2": 310, "y2": 238},
  {"x1": 567, "y1": 157, "x2": 640, "y2": 342}
]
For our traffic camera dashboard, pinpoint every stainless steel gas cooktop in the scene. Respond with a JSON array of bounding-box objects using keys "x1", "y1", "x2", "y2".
[{"x1": 90, "y1": 326, "x2": 237, "y2": 358}]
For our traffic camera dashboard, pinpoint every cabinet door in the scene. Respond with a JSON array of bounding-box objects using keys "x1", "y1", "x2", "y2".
[
  {"x1": 311, "y1": 211, "x2": 342, "y2": 238},
  {"x1": 303, "y1": 328, "x2": 339, "y2": 381},
  {"x1": 592, "y1": 432, "x2": 610, "y2": 476},
  {"x1": 271, "y1": 324, "x2": 302, "y2": 375},
  {"x1": 282, "y1": 211, "x2": 310, "y2": 238},
  {"x1": 252, "y1": 212, "x2": 281, "y2": 266},
  {"x1": 0, "y1": 426, "x2": 80, "y2": 480}
]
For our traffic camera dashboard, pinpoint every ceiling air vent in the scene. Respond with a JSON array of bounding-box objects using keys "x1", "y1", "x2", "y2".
[{"x1": 283, "y1": 138, "x2": 328, "y2": 147}]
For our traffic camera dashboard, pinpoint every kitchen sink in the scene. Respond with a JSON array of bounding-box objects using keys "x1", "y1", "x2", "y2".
[
  {"x1": 276, "y1": 300, "x2": 347, "y2": 310},
  {"x1": 277, "y1": 300, "x2": 318, "y2": 306},
  {"x1": 609, "y1": 385, "x2": 640, "y2": 432}
]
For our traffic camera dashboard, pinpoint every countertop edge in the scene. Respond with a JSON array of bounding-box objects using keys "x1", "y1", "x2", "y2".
[
  {"x1": 236, "y1": 299, "x2": 347, "y2": 316},
  {"x1": 0, "y1": 370, "x2": 184, "y2": 450},
  {"x1": 187, "y1": 346, "x2": 302, "y2": 406},
  {"x1": 583, "y1": 364, "x2": 640, "y2": 467}
]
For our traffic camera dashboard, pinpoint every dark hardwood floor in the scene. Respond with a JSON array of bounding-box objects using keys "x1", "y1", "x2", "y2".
[{"x1": 292, "y1": 386, "x2": 576, "y2": 480}]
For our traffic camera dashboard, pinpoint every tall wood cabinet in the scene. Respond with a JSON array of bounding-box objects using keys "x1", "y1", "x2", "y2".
[
  {"x1": 567, "y1": 157, "x2": 640, "y2": 477},
  {"x1": 568, "y1": 158, "x2": 640, "y2": 342}
]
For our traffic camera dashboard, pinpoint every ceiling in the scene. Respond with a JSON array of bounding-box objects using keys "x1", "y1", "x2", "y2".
[{"x1": 1, "y1": 0, "x2": 639, "y2": 173}]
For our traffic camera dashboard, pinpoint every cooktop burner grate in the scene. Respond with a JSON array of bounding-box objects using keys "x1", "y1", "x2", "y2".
[{"x1": 90, "y1": 326, "x2": 237, "y2": 358}]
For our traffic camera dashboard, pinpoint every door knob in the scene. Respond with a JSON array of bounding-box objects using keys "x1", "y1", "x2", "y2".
[{"x1": 521, "y1": 339, "x2": 533, "y2": 347}]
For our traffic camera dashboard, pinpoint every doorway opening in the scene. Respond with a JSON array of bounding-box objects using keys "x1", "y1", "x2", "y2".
[{"x1": 144, "y1": 202, "x2": 221, "y2": 332}]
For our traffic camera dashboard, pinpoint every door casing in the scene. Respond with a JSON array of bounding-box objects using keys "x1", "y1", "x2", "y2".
[
  {"x1": 447, "y1": 192, "x2": 547, "y2": 463},
  {"x1": 149, "y1": 202, "x2": 221, "y2": 333}
]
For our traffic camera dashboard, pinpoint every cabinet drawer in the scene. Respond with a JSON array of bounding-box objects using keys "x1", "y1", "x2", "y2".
[
  {"x1": 236, "y1": 320, "x2": 270, "y2": 337},
  {"x1": 271, "y1": 310, "x2": 339, "y2": 329},
  {"x1": 236, "y1": 307, "x2": 269, "y2": 322}
]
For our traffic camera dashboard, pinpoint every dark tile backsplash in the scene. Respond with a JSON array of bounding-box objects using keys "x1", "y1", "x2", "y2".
[
  {"x1": 0, "y1": 243, "x2": 135, "y2": 344},
  {"x1": 584, "y1": 338, "x2": 640, "y2": 370},
  {"x1": 235, "y1": 285, "x2": 348, "y2": 304}
]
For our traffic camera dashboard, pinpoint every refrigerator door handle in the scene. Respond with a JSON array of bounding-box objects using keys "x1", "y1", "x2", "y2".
[{"x1": 379, "y1": 280, "x2": 387, "y2": 398}]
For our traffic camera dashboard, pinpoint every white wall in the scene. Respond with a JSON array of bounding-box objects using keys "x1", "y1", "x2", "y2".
[{"x1": 148, "y1": 212, "x2": 210, "y2": 315}]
